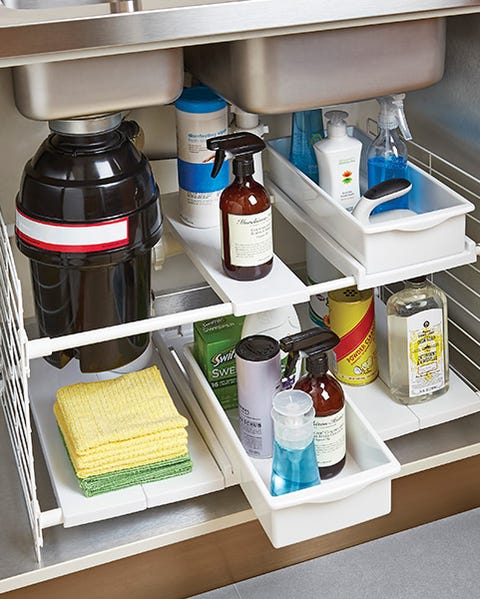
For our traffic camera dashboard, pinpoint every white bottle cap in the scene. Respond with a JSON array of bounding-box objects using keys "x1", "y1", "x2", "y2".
[
  {"x1": 325, "y1": 110, "x2": 349, "y2": 139},
  {"x1": 271, "y1": 390, "x2": 315, "y2": 449}
]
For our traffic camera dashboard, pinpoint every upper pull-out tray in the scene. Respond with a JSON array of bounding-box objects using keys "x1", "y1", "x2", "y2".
[
  {"x1": 163, "y1": 194, "x2": 309, "y2": 316},
  {"x1": 266, "y1": 133, "x2": 475, "y2": 282}
]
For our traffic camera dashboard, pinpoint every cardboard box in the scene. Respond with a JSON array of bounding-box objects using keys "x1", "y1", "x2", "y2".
[{"x1": 193, "y1": 315, "x2": 244, "y2": 410}]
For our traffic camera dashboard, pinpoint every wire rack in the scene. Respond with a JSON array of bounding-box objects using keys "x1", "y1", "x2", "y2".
[{"x1": 0, "y1": 214, "x2": 42, "y2": 559}]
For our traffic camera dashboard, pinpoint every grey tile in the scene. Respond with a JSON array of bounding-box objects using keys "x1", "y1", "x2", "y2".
[
  {"x1": 189, "y1": 584, "x2": 241, "y2": 599},
  {"x1": 235, "y1": 509, "x2": 480, "y2": 599}
]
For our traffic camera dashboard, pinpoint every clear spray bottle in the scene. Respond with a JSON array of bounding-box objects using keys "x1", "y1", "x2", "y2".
[{"x1": 367, "y1": 93, "x2": 412, "y2": 214}]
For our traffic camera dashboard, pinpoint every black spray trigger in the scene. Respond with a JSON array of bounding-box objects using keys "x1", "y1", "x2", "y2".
[{"x1": 210, "y1": 148, "x2": 226, "y2": 178}]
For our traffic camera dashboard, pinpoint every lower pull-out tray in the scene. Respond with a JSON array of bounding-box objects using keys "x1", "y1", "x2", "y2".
[
  {"x1": 182, "y1": 344, "x2": 400, "y2": 548},
  {"x1": 29, "y1": 345, "x2": 225, "y2": 528}
]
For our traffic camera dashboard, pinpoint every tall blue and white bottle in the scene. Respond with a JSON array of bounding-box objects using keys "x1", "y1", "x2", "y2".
[
  {"x1": 175, "y1": 86, "x2": 229, "y2": 228},
  {"x1": 367, "y1": 93, "x2": 412, "y2": 214}
]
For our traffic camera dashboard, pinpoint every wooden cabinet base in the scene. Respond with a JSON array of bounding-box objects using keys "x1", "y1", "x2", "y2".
[{"x1": 6, "y1": 455, "x2": 480, "y2": 599}]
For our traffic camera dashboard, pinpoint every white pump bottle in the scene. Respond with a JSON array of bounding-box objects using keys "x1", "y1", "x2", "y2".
[{"x1": 313, "y1": 110, "x2": 362, "y2": 212}]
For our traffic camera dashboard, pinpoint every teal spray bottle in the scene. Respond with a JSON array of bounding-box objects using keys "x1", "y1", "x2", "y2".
[{"x1": 367, "y1": 93, "x2": 412, "y2": 214}]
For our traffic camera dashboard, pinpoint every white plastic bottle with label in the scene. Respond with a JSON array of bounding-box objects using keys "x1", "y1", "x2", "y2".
[
  {"x1": 235, "y1": 335, "x2": 282, "y2": 458},
  {"x1": 306, "y1": 243, "x2": 341, "y2": 328},
  {"x1": 242, "y1": 305, "x2": 301, "y2": 383},
  {"x1": 230, "y1": 105, "x2": 269, "y2": 185},
  {"x1": 387, "y1": 276, "x2": 449, "y2": 404},
  {"x1": 313, "y1": 110, "x2": 362, "y2": 212}
]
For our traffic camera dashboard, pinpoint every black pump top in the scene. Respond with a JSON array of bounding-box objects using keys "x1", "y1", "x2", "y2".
[
  {"x1": 207, "y1": 132, "x2": 265, "y2": 179},
  {"x1": 280, "y1": 327, "x2": 340, "y2": 380},
  {"x1": 305, "y1": 349, "x2": 329, "y2": 377}
]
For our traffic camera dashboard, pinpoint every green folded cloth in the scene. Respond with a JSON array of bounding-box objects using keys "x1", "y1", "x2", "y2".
[
  {"x1": 77, "y1": 454, "x2": 193, "y2": 497},
  {"x1": 60, "y1": 428, "x2": 192, "y2": 496}
]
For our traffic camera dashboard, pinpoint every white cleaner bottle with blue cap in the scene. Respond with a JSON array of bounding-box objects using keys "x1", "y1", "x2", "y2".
[
  {"x1": 175, "y1": 86, "x2": 229, "y2": 228},
  {"x1": 313, "y1": 110, "x2": 362, "y2": 212},
  {"x1": 367, "y1": 93, "x2": 413, "y2": 215}
]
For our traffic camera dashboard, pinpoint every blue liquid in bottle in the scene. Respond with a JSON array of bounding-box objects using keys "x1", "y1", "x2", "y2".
[
  {"x1": 270, "y1": 439, "x2": 320, "y2": 496},
  {"x1": 368, "y1": 155, "x2": 409, "y2": 214},
  {"x1": 289, "y1": 110, "x2": 324, "y2": 184}
]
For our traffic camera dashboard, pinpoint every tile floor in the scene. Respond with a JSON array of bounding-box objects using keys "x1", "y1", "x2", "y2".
[{"x1": 190, "y1": 507, "x2": 480, "y2": 599}]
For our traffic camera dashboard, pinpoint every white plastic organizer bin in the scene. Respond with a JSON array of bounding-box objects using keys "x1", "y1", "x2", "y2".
[
  {"x1": 183, "y1": 344, "x2": 400, "y2": 548},
  {"x1": 266, "y1": 134, "x2": 474, "y2": 275}
]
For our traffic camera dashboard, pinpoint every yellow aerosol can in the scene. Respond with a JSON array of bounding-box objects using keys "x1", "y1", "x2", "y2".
[{"x1": 328, "y1": 286, "x2": 378, "y2": 386}]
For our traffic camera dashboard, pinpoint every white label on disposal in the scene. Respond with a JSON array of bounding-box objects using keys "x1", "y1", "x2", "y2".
[
  {"x1": 227, "y1": 208, "x2": 273, "y2": 267},
  {"x1": 16, "y1": 209, "x2": 128, "y2": 253},
  {"x1": 313, "y1": 407, "x2": 345, "y2": 467},
  {"x1": 406, "y1": 308, "x2": 445, "y2": 396}
]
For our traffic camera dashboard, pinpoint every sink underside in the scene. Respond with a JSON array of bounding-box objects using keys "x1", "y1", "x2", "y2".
[
  {"x1": 3, "y1": 0, "x2": 100, "y2": 7},
  {"x1": 1, "y1": 0, "x2": 238, "y2": 9},
  {"x1": 185, "y1": 18, "x2": 446, "y2": 114},
  {"x1": 13, "y1": 48, "x2": 184, "y2": 121}
]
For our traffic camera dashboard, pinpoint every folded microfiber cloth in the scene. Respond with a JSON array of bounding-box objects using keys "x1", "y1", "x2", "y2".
[
  {"x1": 55, "y1": 410, "x2": 189, "y2": 478},
  {"x1": 54, "y1": 365, "x2": 190, "y2": 478},
  {"x1": 76, "y1": 453, "x2": 193, "y2": 497}
]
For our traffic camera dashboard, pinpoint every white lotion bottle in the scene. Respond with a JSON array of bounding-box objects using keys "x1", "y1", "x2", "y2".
[{"x1": 313, "y1": 110, "x2": 362, "y2": 212}]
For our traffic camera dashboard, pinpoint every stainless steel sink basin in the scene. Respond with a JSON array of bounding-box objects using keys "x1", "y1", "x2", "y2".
[
  {"x1": 3, "y1": 0, "x2": 99, "y2": 6},
  {"x1": 13, "y1": 48, "x2": 183, "y2": 120},
  {"x1": 185, "y1": 18, "x2": 446, "y2": 114},
  {"x1": 1, "y1": 0, "x2": 235, "y2": 9}
]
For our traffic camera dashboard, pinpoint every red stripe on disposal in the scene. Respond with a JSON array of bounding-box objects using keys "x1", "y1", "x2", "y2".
[
  {"x1": 16, "y1": 229, "x2": 129, "y2": 253},
  {"x1": 334, "y1": 300, "x2": 375, "y2": 363}
]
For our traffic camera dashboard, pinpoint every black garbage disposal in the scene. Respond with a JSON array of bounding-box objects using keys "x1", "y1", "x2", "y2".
[{"x1": 16, "y1": 113, "x2": 162, "y2": 373}]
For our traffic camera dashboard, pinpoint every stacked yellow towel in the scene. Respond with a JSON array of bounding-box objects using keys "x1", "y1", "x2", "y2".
[{"x1": 54, "y1": 366, "x2": 192, "y2": 496}]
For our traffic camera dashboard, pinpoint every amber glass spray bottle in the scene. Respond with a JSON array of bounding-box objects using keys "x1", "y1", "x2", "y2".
[
  {"x1": 207, "y1": 132, "x2": 273, "y2": 281},
  {"x1": 281, "y1": 328, "x2": 346, "y2": 479}
]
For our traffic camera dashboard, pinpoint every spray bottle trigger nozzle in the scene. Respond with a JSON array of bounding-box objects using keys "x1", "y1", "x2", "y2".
[
  {"x1": 211, "y1": 149, "x2": 226, "y2": 178},
  {"x1": 284, "y1": 350, "x2": 300, "y2": 381},
  {"x1": 391, "y1": 93, "x2": 412, "y2": 141}
]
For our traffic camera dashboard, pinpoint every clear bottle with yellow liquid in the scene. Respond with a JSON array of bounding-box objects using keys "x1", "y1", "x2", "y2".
[{"x1": 387, "y1": 276, "x2": 449, "y2": 404}]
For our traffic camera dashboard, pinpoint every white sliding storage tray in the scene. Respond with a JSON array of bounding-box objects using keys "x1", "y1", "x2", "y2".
[
  {"x1": 266, "y1": 134, "x2": 474, "y2": 275},
  {"x1": 183, "y1": 345, "x2": 400, "y2": 548},
  {"x1": 29, "y1": 344, "x2": 224, "y2": 528}
]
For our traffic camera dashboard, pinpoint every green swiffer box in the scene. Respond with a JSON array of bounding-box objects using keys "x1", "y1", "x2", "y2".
[{"x1": 193, "y1": 315, "x2": 245, "y2": 410}]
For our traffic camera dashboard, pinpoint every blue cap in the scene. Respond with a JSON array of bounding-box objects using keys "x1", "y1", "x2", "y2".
[{"x1": 175, "y1": 85, "x2": 226, "y2": 114}]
